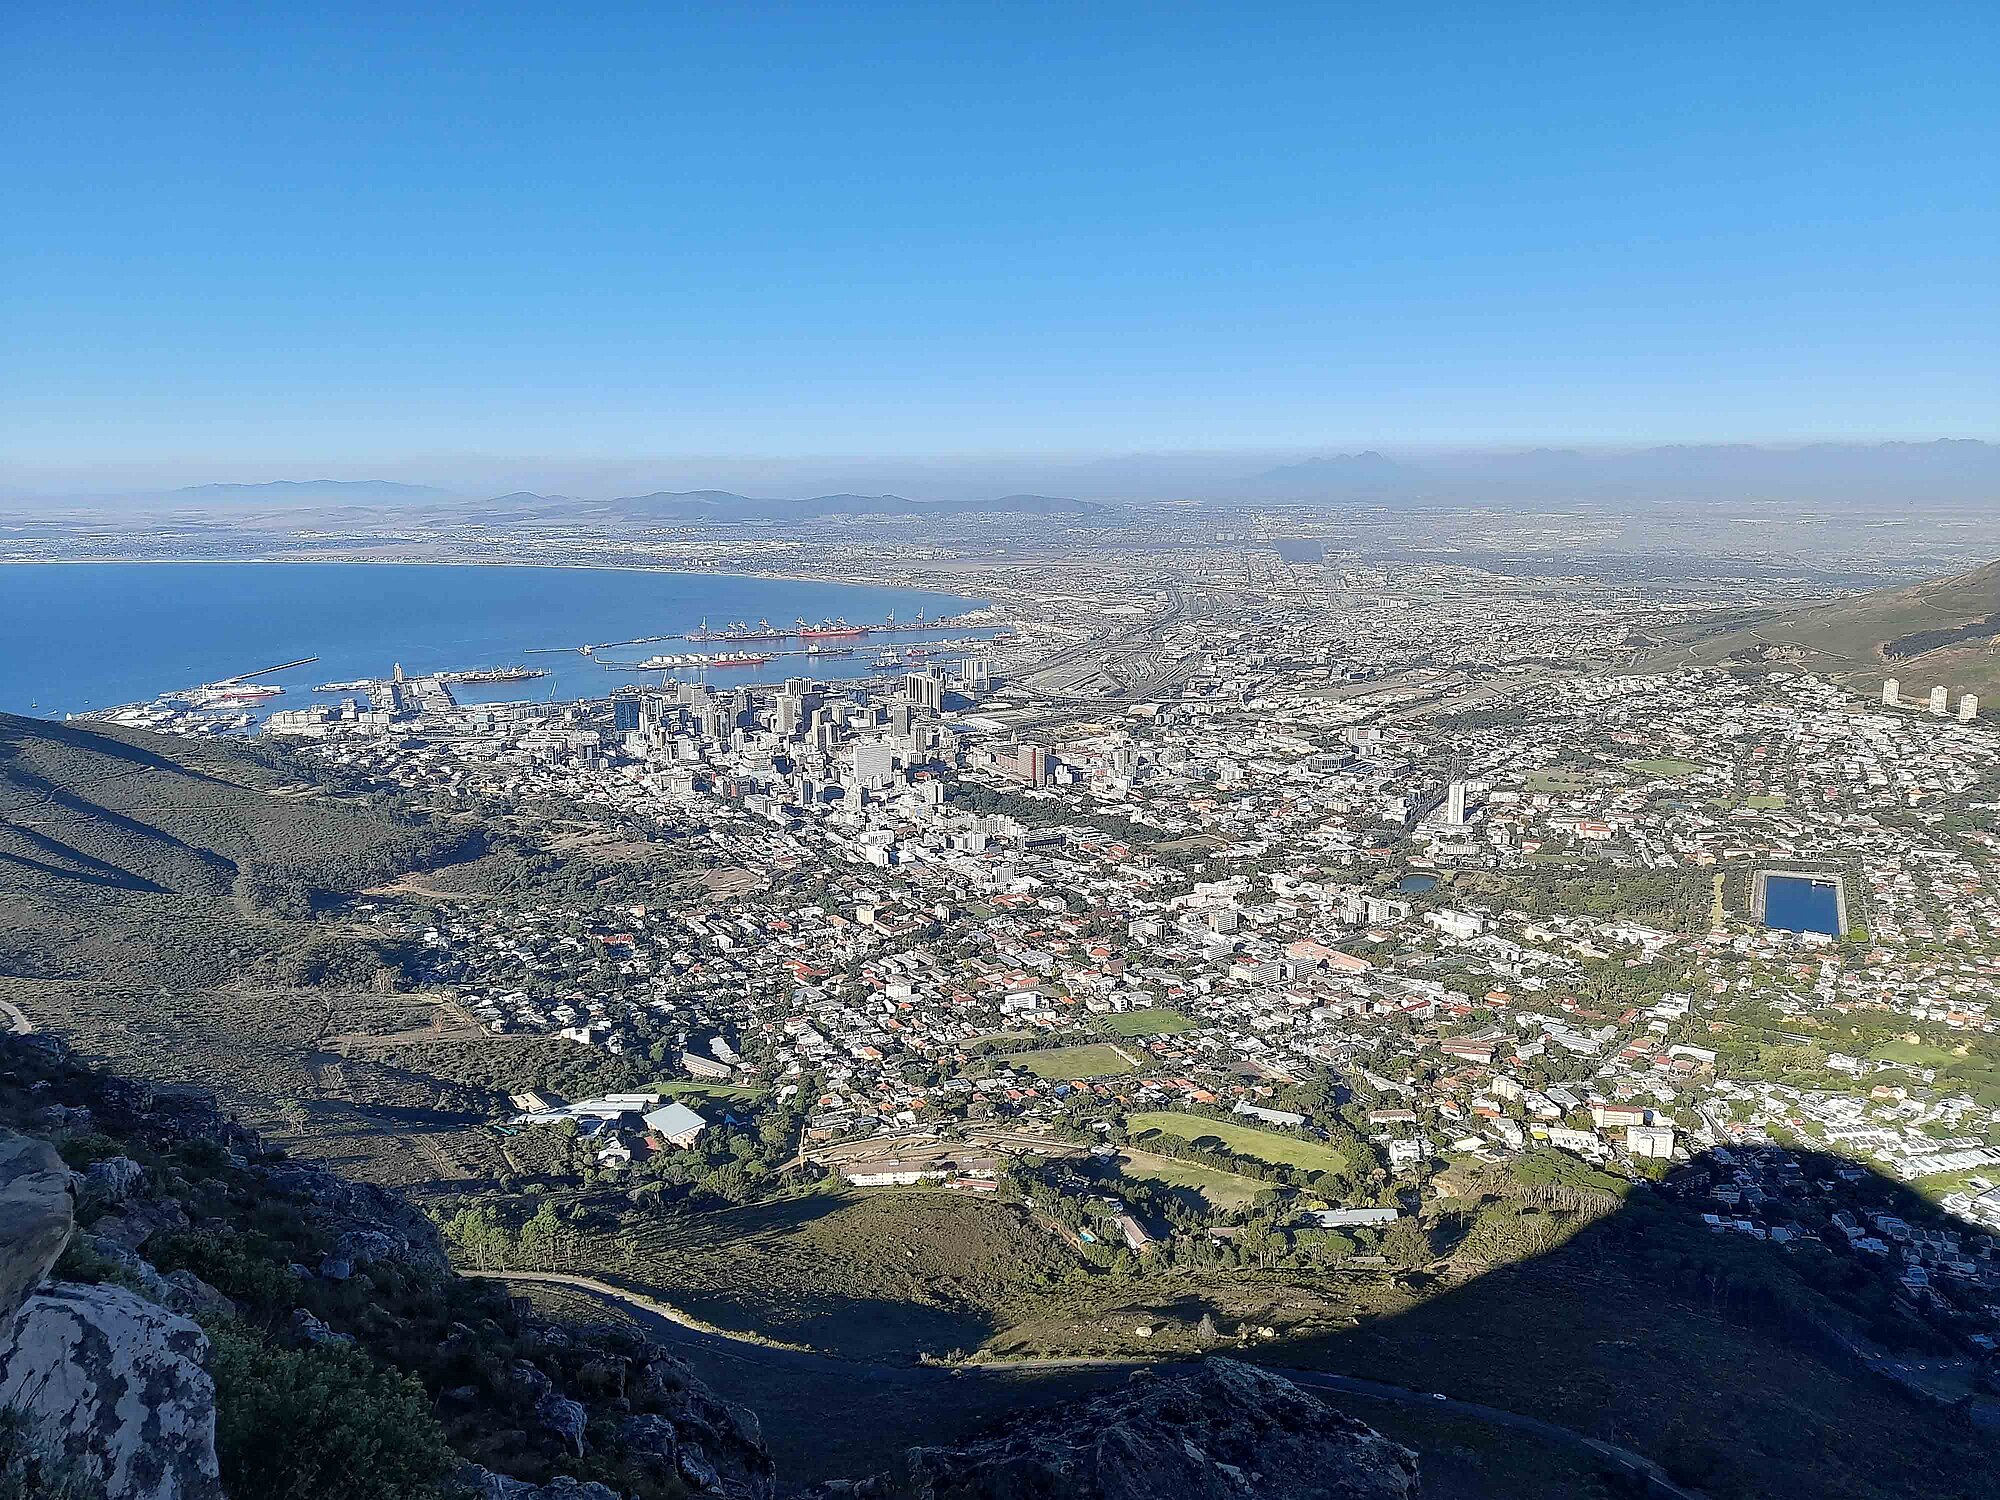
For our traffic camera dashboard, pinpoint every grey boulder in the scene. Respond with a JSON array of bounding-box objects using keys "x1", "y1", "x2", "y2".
[{"x1": 0, "y1": 1280, "x2": 222, "y2": 1500}]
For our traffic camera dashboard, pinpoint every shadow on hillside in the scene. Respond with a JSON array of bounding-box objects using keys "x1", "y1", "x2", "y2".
[
  {"x1": 0, "y1": 759, "x2": 235, "y2": 893},
  {"x1": 1216, "y1": 1147, "x2": 1995, "y2": 1499},
  {"x1": 0, "y1": 712, "x2": 244, "y2": 788},
  {"x1": 674, "y1": 1149, "x2": 1999, "y2": 1499},
  {"x1": 0, "y1": 828, "x2": 173, "y2": 892}
]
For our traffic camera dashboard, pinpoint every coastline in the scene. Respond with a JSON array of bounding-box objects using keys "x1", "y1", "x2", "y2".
[
  {"x1": 0, "y1": 559, "x2": 1002, "y2": 720},
  {"x1": 0, "y1": 554, "x2": 999, "y2": 617}
]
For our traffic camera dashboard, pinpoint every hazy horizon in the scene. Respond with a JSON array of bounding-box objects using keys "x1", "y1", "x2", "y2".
[
  {"x1": 2, "y1": 435, "x2": 1995, "y2": 511},
  {"x1": 6, "y1": 7, "x2": 1996, "y2": 480}
]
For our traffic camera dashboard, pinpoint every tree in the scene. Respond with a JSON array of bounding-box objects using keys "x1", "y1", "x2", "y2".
[
  {"x1": 442, "y1": 1204, "x2": 512, "y2": 1270},
  {"x1": 1380, "y1": 1216, "x2": 1434, "y2": 1271},
  {"x1": 516, "y1": 1202, "x2": 564, "y2": 1271},
  {"x1": 207, "y1": 1324, "x2": 453, "y2": 1500}
]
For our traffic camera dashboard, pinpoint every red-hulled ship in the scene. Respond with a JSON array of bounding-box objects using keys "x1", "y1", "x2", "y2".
[{"x1": 796, "y1": 616, "x2": 871, "y2": 640}]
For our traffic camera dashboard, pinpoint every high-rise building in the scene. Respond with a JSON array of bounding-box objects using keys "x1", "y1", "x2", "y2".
[
  {"x1": 1929, "y1": 685, "x2": 1949, "y2": 715},
  {"x1": 613, "y1": 694, "x2": 643, "y2": 734},
  {"x1": 773, "y1": 694, "x2": 805, "y2": 738},
  {"x1": 901, "y1": 670, "x2": 944, "y2": 715},
  {"x1": 1882, "y1": 678, "x2": 1899, "y2": 706},
  {"x1": 1018, "y1": 742, "x2": 1049, "y2": 785},
  {"x1": 1445, "y1": 780, "x2": 1468, "y2": 826},
  {"x1": 850, "y1": 742, "x2": 898, "y2": 788},
  {"x1": 1961, "y1": 694, "x2": 1980, "y2": 722}
]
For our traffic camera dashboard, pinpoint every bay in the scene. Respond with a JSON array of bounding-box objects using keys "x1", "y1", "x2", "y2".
[{"x1": 0, "y1": 562, "x2": 986, "y2": 718}]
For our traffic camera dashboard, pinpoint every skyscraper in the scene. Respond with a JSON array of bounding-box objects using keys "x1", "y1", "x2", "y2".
[
  {"x1": 1445, "y1": 780, "x2": 1468, "y2": 826},
  {"x1": 901, "y1": 670, "x2": 944, "y2": 715},
  {"x1": 1882, "y1": 678, "x2": 1899, "y2": 706},
  {"x1": 1929, "y1": 685, "x2": 1949, "y2": 715},
  {"x1": 1961, "y1": 694, "x2": 1980, "y2": 722}
]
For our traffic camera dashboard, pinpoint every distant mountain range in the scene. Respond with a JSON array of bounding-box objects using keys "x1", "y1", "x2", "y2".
[
  {"x1": 138, "y1": 483, "x2": 1110, "y2": 521},
  {"x1": 166, "y1": 479, "x2": 461, "y2": 504},
  {"x1": 16, "y1": 440, "x2": 1995, "y2": 514},
  {"x1": 1243, "y1": 439, "x2": 2000, "y2": 506}
]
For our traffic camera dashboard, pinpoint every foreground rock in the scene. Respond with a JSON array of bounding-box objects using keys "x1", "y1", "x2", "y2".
[
  {"x1": 808, "y1": 1359, "x2": 1419, "y2": 1500},
  {"x1": 0, "y1": 1130, "x2": 72, "y2": 1311},
  {"x1": 0, "y1": 1280, "x2": 223, "y2": 1500}
]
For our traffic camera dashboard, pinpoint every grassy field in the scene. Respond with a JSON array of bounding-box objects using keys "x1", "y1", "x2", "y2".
[
  {"x1": 651, "y1": 1080, "x2": 768, "y2": 1102},
  {"x1": 1866, "y1": 1038, "x2": 1964, "y2": 1069},
  {"x1": 1097, "y1": 1007, "x2": 1200, "y2": 1037},
  {"x1": 1524, "y1": 770, "x2": 1594, "y2": 793},
  {"x1": 1624, "y1": 756, "x2": 1704, "y2": 779},
  {"x1": 1009, "y1": 1042, "x2": 1138, "y2": 1080},
  {"x1": 1126, "y1": 1111, "x2": 1347, "y2": 1174},
  {"x1": 1115, "y1": 1148, "x2": 1265, "y2": 1209},
  {"x1": 592, "y1": 1190, "x2": 1079, "y2": 1361}
]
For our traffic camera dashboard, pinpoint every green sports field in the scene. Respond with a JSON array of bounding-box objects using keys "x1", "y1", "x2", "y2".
[
  {"x1": 1098, "y1": 1007, "x2": 1200, "y2": 1037},
  {"x1": 1009, "y1": 1043, "x2": 1138, "y2": 1080},
  {"x1": 1125, "y1": 1110, "x2": 1347, "y2": 1173}
]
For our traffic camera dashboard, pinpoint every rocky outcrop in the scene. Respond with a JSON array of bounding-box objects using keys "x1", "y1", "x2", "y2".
[
  {"x1": 0, "y1": 1130, "x2": 73, "y2": 1313},
  {"x1": 83, "y1": 1234, "x2": 235, "y2": 1322},
  {"x1": 85, "y1": 1155, "x2": 146, "y2": 1202},
  {"x1": 625, "y1": 1352, "x2": 773, "y2": 1499},
  {"x1": 454, "y1": 1464, "x2": 621, "y2": 1500},
  {"x1": 809, "y1": 1360, "x2": 1419, "y2": 1500},
  {"x1": 254, "y1": 1162, "x2": 445, "y2": 1268},
  {"x1": 0, "y1": 1280, "x2": 223, "y2": 1500},
  {"x1": 0, "y1": 1127, "x2": 221, "y2": 1500}
]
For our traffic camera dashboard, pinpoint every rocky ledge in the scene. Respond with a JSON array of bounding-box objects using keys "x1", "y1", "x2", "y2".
[{"x1": 809, "y1": 1359, "x2": 1420, "y2": 1500}]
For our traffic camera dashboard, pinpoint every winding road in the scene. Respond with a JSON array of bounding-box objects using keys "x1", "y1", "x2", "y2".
[{"x1": 474, "y1": 1270, "x2": 1706, "y2": 1498}]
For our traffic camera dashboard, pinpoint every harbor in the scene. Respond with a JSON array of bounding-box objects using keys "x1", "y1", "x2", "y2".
[{"x1": 13, "y1": 562, "x2": 995, "y2": 733}]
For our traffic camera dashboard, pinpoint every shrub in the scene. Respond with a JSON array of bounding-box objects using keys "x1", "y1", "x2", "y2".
[
  {"x1": 0, "y1": 1406, "x2": 105, "y2": 1500},
  {"x1": 208, "y1": 1323, "x2": 453, "y2": 1500}
]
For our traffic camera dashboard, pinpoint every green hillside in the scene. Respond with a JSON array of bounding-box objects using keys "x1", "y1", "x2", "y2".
[
  {"x1": 0, "y1": 712, "x2": 477, "y2": 984},
  {"x1": 1640, "y1": 559, "x2": 2000, "y2": 704}
]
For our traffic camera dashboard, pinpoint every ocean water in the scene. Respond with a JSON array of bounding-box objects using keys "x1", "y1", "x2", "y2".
[{"x1": 0, "y1": 562, "x2": 986, "y2": 718}]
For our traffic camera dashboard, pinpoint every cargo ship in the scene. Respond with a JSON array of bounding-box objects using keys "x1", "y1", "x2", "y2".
[
  {"x1": 627, "y1": 651, "x2": 774, "y2": 671},
  {"x1": 688, "y1": 619, "x2": 787, "y2": 643},
  {"x1": 439, "y1": 666, "x2": 547, "y2": 684},
  {"x1": 796, "y1": 616, "x2": 870, "y2": 640}
]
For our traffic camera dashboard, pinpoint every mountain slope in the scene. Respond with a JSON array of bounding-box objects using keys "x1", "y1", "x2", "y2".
[
  {"x1": 0, "y1": 713, "x2": 476, "y2": 983},
  {"x1": 1639, "y1": 558, "x2": 2000, "y2": 701}
]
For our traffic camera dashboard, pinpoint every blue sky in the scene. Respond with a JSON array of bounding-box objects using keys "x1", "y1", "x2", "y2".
[{"x1": 3, "y1": 2, "x2": 1995, "y2": 481}]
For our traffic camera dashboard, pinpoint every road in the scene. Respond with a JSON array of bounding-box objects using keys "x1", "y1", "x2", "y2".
[{"x1": 474, "y1": 1270, "x2": 1707, "y2": 1498}]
